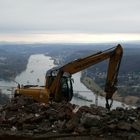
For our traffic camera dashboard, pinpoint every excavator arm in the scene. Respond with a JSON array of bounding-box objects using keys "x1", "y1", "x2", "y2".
[
  {"x1": 104, "y1": 45, "x2": 123, "y2": 109},
  {"x1": 49, "y1": 44, "x2": 123, "y2": 109}
]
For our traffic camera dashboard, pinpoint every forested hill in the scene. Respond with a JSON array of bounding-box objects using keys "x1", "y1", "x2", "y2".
[{"x1": 0, "y1": 43, "x2": 140, "y2": 80}]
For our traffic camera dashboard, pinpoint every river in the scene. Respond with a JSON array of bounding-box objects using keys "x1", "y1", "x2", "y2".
[{"x1": 0, "y1": 54, "x2": 130, "y2": 109}]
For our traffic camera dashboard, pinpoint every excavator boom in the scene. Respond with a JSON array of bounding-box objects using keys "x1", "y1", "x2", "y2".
[{"x1": 50, "y1": 45, "x2": 123, "y2": 104}]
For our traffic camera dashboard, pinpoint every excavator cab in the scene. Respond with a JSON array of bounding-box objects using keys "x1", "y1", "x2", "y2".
[{"x1": 45, "y1": 67, "x2": 73, "y2": 101}]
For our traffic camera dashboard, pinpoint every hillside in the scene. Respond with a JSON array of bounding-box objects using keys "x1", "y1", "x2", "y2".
[{"x1": 0, "y1": 95, "x2": 140, "y2": 140}]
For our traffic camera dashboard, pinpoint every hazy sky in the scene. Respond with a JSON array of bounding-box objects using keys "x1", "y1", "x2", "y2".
[{"x1": 0, "y1": 0, "x2": 140, "y2": 43}]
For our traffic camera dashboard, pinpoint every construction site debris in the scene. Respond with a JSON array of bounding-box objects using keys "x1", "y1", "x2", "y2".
[{"x1": 0, "y1": 95, "x2": 140, "y2": 139}]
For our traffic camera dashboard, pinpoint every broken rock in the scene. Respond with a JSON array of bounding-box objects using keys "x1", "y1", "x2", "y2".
[{"x1": 80, "y1": 113, "x2": 101, "y2": 128}]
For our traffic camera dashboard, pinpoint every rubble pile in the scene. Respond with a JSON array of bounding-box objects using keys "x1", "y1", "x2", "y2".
[{"x1": 0, "y1": 95, "x2": 140, "y2": 139}]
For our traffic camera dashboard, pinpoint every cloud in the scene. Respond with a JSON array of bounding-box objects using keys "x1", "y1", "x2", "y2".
[
  {"x1": 0, "y1": 0, "x2": 140, "y2": 34},
  {"x1": 0, "y1": 33, "x2": 140, "y2": 43}
]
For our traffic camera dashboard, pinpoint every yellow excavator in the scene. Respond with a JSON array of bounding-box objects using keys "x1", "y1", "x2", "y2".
[{"x1": 15, "y1": 44, "x2": 123, "y2": 110}]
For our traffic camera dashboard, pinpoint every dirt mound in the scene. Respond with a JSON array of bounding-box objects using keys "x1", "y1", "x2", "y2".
[{"x1": 0, "y1": 95, "x2": 140, "y2": 139}]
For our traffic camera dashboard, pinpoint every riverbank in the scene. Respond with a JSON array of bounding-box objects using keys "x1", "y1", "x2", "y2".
[{"x1": 81, "y1": 74, "x2": 140, "y2": 107}]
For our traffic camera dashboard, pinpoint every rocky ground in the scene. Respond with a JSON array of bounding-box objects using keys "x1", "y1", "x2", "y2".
[{"x1": 0, "y1": 96, "x2": 140, "y2": 140}]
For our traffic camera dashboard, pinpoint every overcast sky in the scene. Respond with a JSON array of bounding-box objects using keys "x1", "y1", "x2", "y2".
[{"x1": 0, "y1": 0, "x2": 140, "y2": 43}]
